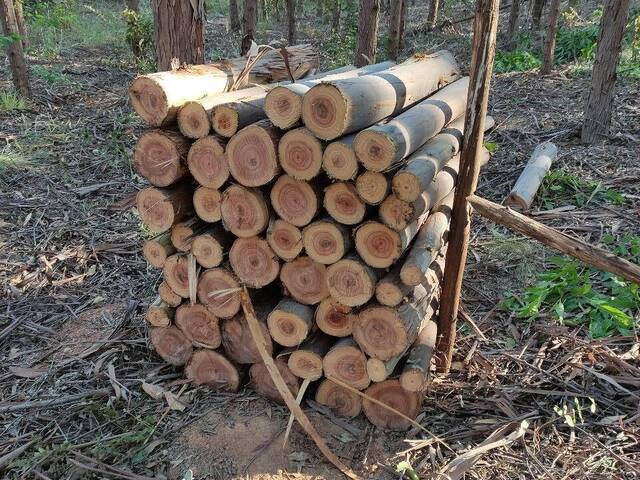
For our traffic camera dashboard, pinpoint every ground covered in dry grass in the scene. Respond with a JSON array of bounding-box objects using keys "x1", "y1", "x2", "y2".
[{"x1": 1, "y1": 1, "x2": 639, "y2": 479}]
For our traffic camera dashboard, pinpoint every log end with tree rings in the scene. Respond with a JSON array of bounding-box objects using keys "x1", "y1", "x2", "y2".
[
  {"x1": 229, "y1": 236, "x2": 280, "y2": 288},
  {"x1": 185, "y1": 349, "x2": 240, "y2": 392},
  {"x1": 323, "y1": 182, "x2": 366, "y2": 225},
  {"x1": 355, "y1": 171, "x2": 389, "y2": 205},
  {"x1": 354, "y1": 221, "x2": 400, "y2": 269},
  {"x1": 163, "y1": 254, "x2": 190, "y2": 298},
  {"x1": 264, "y1": 85, "x2": 303, "y2": 130},
  {"x1": 136, "y1": 187, "x2": 178, "y2": 234},
  {"x1": 399, "y1": 263, "x2": 423, "y2": 287},
  {"x1": 302, "y1": 220, "x2": 349, "y2": 265},
  {"x1": 128, "y1": 76, "x2": 170, "y2": 127},
  {"x1": 315, "y1": 378, "x2": 362, "y2": 418},
  {"x1": 375, "y1": 278, "x2": 404, "y2": 307},
  {"x1": 280, "y1": 256, "x2": 330, "y2": 305},
  {"x1": 322, "y1": 139, "x2": 358, "y2": 180},
  {"x1": 149, "y1": 326, "x2": 193, "y2": 366},
  {"x1": 366, "y1": 358, "x2": 391, "y2": 383},
  {"x1": 315, "y1": 297, "x2": 354, "y2": 337},
  {"x1": 221, "y1": 185, "x2": 269, "y2": 237},
  {"x1": 362, "y1": 379, "x2": 421, "y2": 431},
  {"x1": 270, "y1": 175, "x2": 318, "y2": 227},
  {"x1": 326, "y1": 258, "x2": 377, "y2": 307},
  {"x1": 133, "y1": 130, "x2": 188, "y2": 187},
  {"x1": 145, "y1": 301, "x2": 172, "y2": 327},
  {"x1": 288, "y1": 349, "x2": 323, "y2": 380},
  {"x1": 250, "y1": 358, "x2": 300, "y2": 404},
  {"x1": 222, "y1": 313, "x2": 273, "y2": 364},
  {"x1": 211, "y1": 104, "x2": 239, "y2": 138},
  {"x1": 353, "y1": 305, "x2": 407, "y2": 360},
  {"x1": 170, "y1": 222, "x2": 195, "y2": 252},
  {"x1": 392, "y1": 170, "x2": 422, "y2": 203},
  {"x1": 191, "y1": 233, "x2": 224, "y2": 268},
  {"x1": 177, "y1": 101, "x2": 211, "y2": 139},
  {"x1": 193, "y1": 186, "x2": 222, "y2": 223},
  {"x1": 266, "y1": 219, "x2": 303, "y2": 261},
  {"x1": 379, "y1": 194, "x2": 414, "y2": 231},
  {"x1": 143, "y1": 234, "x2": 175, "y2": 268},
  {"x1": 158, "y1": 281, "x2": 182, "y2": 307},
  {"x1": 301, "y1": 83, "x2": 348, "y2": 141},
  {"x1": 353, "y1": 129, "x2": 395, "y2": 172},
  {"x1": 196, "y1": 267, "x2": 241, "y2": 319},
  {"x1": 322, "y1": 339, "x2": 370, "y2": 390},
  {"x1": 267, "y1": 299, "x2": 314, "y2": 347},
  {"x1": 175, "y1": 303, "x2": 221, "y2": 349},
  {"x1": 187, "y1": 135, "x2": 228, "y2": 189},
  {"x1": 278, "y1": 127, "x2": 324, "y2": 180},
  {"x1": 226, "y1": 122, "x2": 279, "y2": 186}
]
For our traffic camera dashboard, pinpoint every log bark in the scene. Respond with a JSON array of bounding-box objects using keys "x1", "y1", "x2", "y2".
[
  {"x1": 377, "y1": 251, "x2": 445, "y2": 306},
  {"x1": 134, "y1": 129, "x2": 190, "y2": 187},
  {"x1": 354, "y1": 0, "x2": 380, "y2": 67},
  {"x1": 302, "y1": 51, "x2": 460, "y2": 140},
  {"x1": 315, "y1": 379, "x2": 362, "y2": 418},
  {"x1": 323, "y1": 182, "x2": 366, "y2": 225},
  {"x1": 322, "y1": 134, "x2": 359, "y2": 181},
  {"x1": 270, "y1": 175, "x2": 319, "y2": 227},
  {"x1": 136, "y1": 182, "x2": 194, "y2": 234},
  {"x1": 287, "y1": 331, "x2": 334, "y2": 379},
  {"x1": 249, "y1": 358, "x2": 300, "y2": 403},
  {"x1": 229, "y1": 0, "x2": 241, "y2": 31},
  {"x1": 175, "y1": 303, "x2": 222, "y2": 348},
  {"x1": 315, "y1": 297, "x2": 355, "y2": 337},
  {"x1": 322, "y1": 337, "x2": 370, "y2": 390},
  {"x1": 145, "y1": 297, "x2": 174, "y2": 327},
  {"x1": 220, "y1": 185, "x2": 270, "y2": 237},
  {"x1": 242, "y1": 0, "x2": 258, "y2": 52},
  {"x1": 226, "y1": 120, "x2": 281, "y2": 187},
  {"x1": 170, "y1": 218, "x2": 208, "y2": 252},
  {"x1": 399, "y1": 319, "x2": 437, "y2": 391},
  {"x1": 355, "y1": 171, "x2": 389, "y2": 206},
  {"x1": 326, "y1": 255, "x2": 381, "y2": 307},
  {"x1": 150, "y1": 326, "x2": 193, "y2": 366},
  {"x1": 191, "y1": 226, "x2": 230, "y2": 268},
  {"x1": 280, "y1": 256, "x2": 330, "y2": 305},
  {"x1": 163, "y1": 254, "x2": 191, "y2": 298},
  {"x1": 388, "y1": 0, "x2": 403, "y2": 61},
  {"x1": 354, "y1": 76, "x2": 469, "y2": 172},
  {"x1": 266, "y1": 218, "x2": 303, "y2": 261},
  {"x1": 539, "y1": 0, "x2": 561, "y2": 75},
  {"x1": 151, "y1": 0, "x2": 204, "y2": 72},
  {"x1": 1, "y1": 0, "x2": 31, "y2": 97},
  {"x1": 278, "y1": 127, "x2": 325, "y2": 180},
  {"x1": 222, "y1": 312, "x2": 274, "y2": 364},
  {"x1": 506, "y1": 142, "x2": 557, "y2": 210},
  {"x1": 302, "y1": 219, "x2": 351, "y2": 264},
  {"x1": 187, "y1": 136, "x2": 228, "y2": 188},
  {"x1": 229, "y1": 236, "x2": 280, "y2": 288},
  {"x1": 362, "y1": 379, "x2": 421, "y2": 430},
  {"x1": 581, "y1": 0, "x2": 630, "y2": 143},
  {"x1": 143, "y1": 232, "x2": 176, "y2": 268},
  {"x1": 211, "y1": 90, "x2": 270, "y2": 138},
  {"x1": 197, "y1": 267, "x2": 242, "y2": 318},
  {"x1": 159, "y1": 281, "x2": 182, "y2": 307},
  {"x1": 185, "y1": 349, "x2": 241, "y2": 391}
]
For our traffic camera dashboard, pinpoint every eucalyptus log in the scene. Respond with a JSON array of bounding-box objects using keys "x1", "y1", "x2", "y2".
[
  {"x1": 399, "y1": 319, "x2": 437, "y2": 392},
  {"x1": 326, "y1": 255, "x2": 381, "y2": 307},
  {"x1": 163, "y1": 254, "x2": 190, "y2": 298},
  {"x1": 145, "y1": 297, "x2": 173, "y2": 327},
  {"x1": 193, "y1": 186, "x2": 222, "y2": 223},
  {"x1": 250, "y1": 358, "x2": 300, "y2": 404},
  {"x1": 143, "y1": 232, "x2": 176, "y2": 268},
  {"x1": 187, "y1": 135, "x2": 228, "y2": 189},
  {"x1": 278, "y1": 127, "x2": 324, "y2": 180},
  {"x1": 267, "y1": 298, "x2": 314, "y2": 347},
  {"x1": 315, "y1": 297, "x2": 355, "y2": 337},
  {"x1": 506, "y1": 142, "x2": 557, "y2": 210},
  {"x1": 158, "y1": 281, "x2": 182, "y2": 307},
  {"x1": 222, "y1": 312, "x2": 274, "y2": 364},
  {"x1": 302, "y1": 219, "x2": 351, "y2": 264},
  {"x1": 197, "y1": 267, "x2": 242, "y2": 318},
  {"x1": 355, "y1": 171, "x2": 389, "y2": 205},
  {"x1": 229, "y1": 236, "x2": 280, "y2": 288},
  {"x1": 185, "y1": 349, "x2": 241, "y2": 391},
  {"x1": 322, "y1": 337, "x2": 370, "y2": 390},
  {"x1": 315, "y1": 379, "x2": 362, "y2": 418},
  {"x1": 322, "y1": 134, "x2": 359, "y2": 181},
  {"x1": 280, "y1": 256, "x2": 330, "y2": 305},
  {"x1": 323, "y1": 182, "x2": 366, "y2": 225},
  {"x1": 170, "y1": 218, "x2": 208, "y2": 252},
  {"x1": 379, "y1": 250, "x2": 445, "y2": 306},
  {"x1": 362, "y1": 379, "x2": 421, "y2": 430},
  {"x1": 266, "y1": 219, "x2": 303, "y2": 261},
  {"x1": 287, "y1": 331, "x2": 334, "y2": 380},
  {"x1": 136, "y1": 182, "x2": 193, "y2": 234},
  {"x1": 210, "y1": 86, "x2": 274, "y2": 138},
  {"x1": 226, "y1": 120, "x2": 281, "y2": 186},
  {"x1": 149, "y1": 326, "x2": 193, "y2": 366},
  {"x1": 133, "y1": 129, "x2": 190, "y2": 187},
  {"x1": 366, "y1": 355, "x2": 403, "y2": 383},
  {"x1": 191, "y1": 225, "x2": 231, "y2": 268},
  {"x1": 270, "y1": 175, "x2": 319, "y2": 227},
  {"x1": 220, "y1": 185, "x2": 269, "y2": 237},
  {"x1": 175, "y1": 303, "x2": 222, "y2": 349}
]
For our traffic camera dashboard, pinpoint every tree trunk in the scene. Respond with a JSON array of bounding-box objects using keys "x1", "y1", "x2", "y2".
[
  {"x1": 354, "y1": 0, "x2": 380, "y2": 67},
  {"x1": 323, "y1": 181, "x2": 366, "y2": 225},
  {"x1": 242, "y1": 0, "x2": 258, "y2": 54},
  {"x1": 426, "y1": 0, "x2": 439, "y2": 30},
  {"x1": 287, "y1": 0, "x2": 296, "y2": 44},
  {"x1": 506, "y1": 0, "x2": 520, "y2": 48},
  {"x1": 322, "y1": 337, "x2": 370, "y2": 390},
  {"x1": 355, "y1": 171, "x2": 389, "y2": 205},
  {"x1": 175, "y1": 303, "x2": 222, "y2": 349},
  {"x1": 279, "y1": 127, "x2": 325, "y2": 180},
  {"x1": 506, "y1": 142, "x2": 558, "y2": 209},
  {"x1": 13, "y1": 0, "x2": 28, "y2": 49},
  {"x1": 136, "y1": 182, "x2": 194, "y2": 234},
  {"x1": 279, "y1": 256, "x2": 330, "y2": 305},
  {"x1": 389, "y1": 0, "x2": 403, "y2": 61},
  {"x1": 302, "y1": 51, "x2": 460, "y2": 140},
  {"x1": 220, "y1": 185, "x2": 270, "y2": 237},
  {"x1": 152, "y1": 0, "x2": 204, "y2": 71},
  {"x1": 266, "y1": 218, "x2": 303, "y2": 261},
  {"x1": 185, "y1": 350, "x2": 241, "y2": 391},
  {"x1": 193, "y1": 186, "x2": 223, "y2": 223},
  {"x1": 539, "y1": 0, "x2": 561, "y2": 75},
  {"x1": 197, "y1": 268, "x2": 242, "y2": 318},
  {"x1": 531, "y1": 0, "x2": 545, "y2": 29},
  {"x1": 399, "y1": 0, "x2": 406, "y2": 49},
  {"x1": 226, "y1": 120, "x2": 281, "y2": 186},
  {"x1": 332, "y1": 0, "x2": 341, "y2": 31},
  {"x1": 315, "y1": 297, "x2": 355, "y2": 337},
  {"x1": 287, "y1": 331, "x2": 335, "y2": 379},
  {"x1": 581, "y1": 0, "x2": 630, "y2": 143},
  {"x1": 270, "y1": 175, "x2": 319, "y2": 227},
  {"x1": 1, "y1": 0, "x2": 31, "y2": 97},
  {"x1": 230, "y1": 0, "x2": 241, "y2": 31},
  {"x1": 229, "y1": 236, "x2": 280, "y2": 288},
  {"x1": 322, "y1": 134, "x2": 359, "y2": 181},
  {"x1": 315, "y1": 379, "x2": 362, "y2": 418},
  {"x1": 302, "y1": 219, "x2": 351, "y2": 264},
  {"x1": 362, "y1": 379, "x2": 421, "y2": 430},
  {"x1": 325, "y1": 255, "x2": 381, "y2": 307},
  {"x1": 143, "y1": 232, "x2": 176, "y2": 268},
  {"x1": 188, "y1": 136, "x2": 228, "y2": 189},
  {"x1": 150, "y1": 326, "x2": 193, "y2": 366}
]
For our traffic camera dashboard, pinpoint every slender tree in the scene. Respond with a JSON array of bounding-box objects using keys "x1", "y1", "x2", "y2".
[
  {"x1": 531, "y1": 0, "x2": 545, "y2": 29},
  {"x1": 506, "y1": 0, "x2": 520, "y2": 48},
  {"x1": 13, "y1": 0, "x2": 27, "y2": 49},
  {"x1": 1, "y1": 0, "x2": 31, "y2": 97},
  {"x1": 427, "y1": 0, "x2": 440, "y2": 29},
  {"x1": 126, "y1": 0, "x2": 139, "y2": 11},
  {"x1": 286, "y1": 0, "x2": 296, "y2": 44},
  {"x1": 332, "y1": 0, "x2": 341, "y2": 32},
  {"x1": 230, "y1": 0, "x2": 241, "y2": 31},
  {"x1": 582, "y1": 0, "x2": 631, "y2": 143},
  {"x1": 258, "y1": 0, "x2": 267, "y2": 21},
  {"x1": 242, "y1": 0, "x2": 258, "y2": 55},
  {"x1": 152, "y1": 0, "x2": 205, "y2": 71},
  {"x1": 354, "y1": 0, "x2": 380, "y2": 67},
  {"x1": 388, "y1": 0, "x2": 403, "y2": 61},
  {"x1": 399, "y1": 0, "x2": 406, "y2": 49},
  {"x1": 539, "y1": 0, "x2": 560, "y2": 74}
]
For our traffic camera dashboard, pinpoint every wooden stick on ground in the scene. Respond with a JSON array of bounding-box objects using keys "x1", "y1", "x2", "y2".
[{"x1": 505, "y1": 142, "x2": 557, "y2": 210}]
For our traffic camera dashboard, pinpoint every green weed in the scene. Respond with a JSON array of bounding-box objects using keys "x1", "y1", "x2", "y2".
[
  {"x1": 323, "y1": 22, "x2": 357, "y2": 69},
  {"x1": 539, "y1": 169, "x2": 625, "y2": 209},
  {"x1": 554, "y1": 23, "x2": 599, "y2": 64},
  {"x1": 494, "y1": 50, "x2": 541, "y2": 73},
  {"x1": 0, "y1": 151, "x2": 34, "y2": 171},
  {"x1": 122, "y1": 8, "x2": 154, "y2": 60},
  {"x1": 0, "y1": 90, "x2": 28, "y2": 112},
  {"x1": 32, "y1": 64, "x2": 71, "y2": 85}
]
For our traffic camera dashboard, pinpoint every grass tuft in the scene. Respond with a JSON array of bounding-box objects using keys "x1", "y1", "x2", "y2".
[{"x1": 0, "y1": 90, "x2": 28, "y2": 113}]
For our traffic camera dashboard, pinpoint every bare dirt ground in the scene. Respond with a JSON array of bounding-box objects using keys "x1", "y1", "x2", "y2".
[{"x1": 1, "y1": 2, "x2": 639, "y2": 479}]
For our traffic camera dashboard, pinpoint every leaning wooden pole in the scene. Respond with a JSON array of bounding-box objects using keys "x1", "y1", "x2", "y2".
[{"x1": 435, "y1": 0, "x2": 501, "y2": 373}]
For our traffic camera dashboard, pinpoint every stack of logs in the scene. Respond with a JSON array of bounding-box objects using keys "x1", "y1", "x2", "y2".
[{"x1": 133, "y1": 48, "x2": 492, "y2": 431}]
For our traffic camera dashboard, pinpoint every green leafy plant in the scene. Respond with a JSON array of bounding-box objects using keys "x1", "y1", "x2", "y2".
[
  {"x1": 555, "y1": 23, "x2": 599, "y2": 64},
  {"x1": 0, "y1": 90, "x2": 28, "y2": 112},
  {"x1": 494, "y1": 50, "x2": 541, "y2": 73},
  {"x1": 396, "y1": 460, "x2": 420, "y2": 480},
  {"x1": 539, "y1": 169, "x2": 624, "y2": 209},
  {"x1": 32, "y1": 64, "x2": 71, "y2": 85},
  {"x1": 122, "y1": 8, "x2": 153, "y2": 60}
]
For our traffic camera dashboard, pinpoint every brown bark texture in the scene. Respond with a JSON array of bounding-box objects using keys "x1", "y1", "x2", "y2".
[
  {"x1": 354, "y1": 0, "x2": 380, "y2": 67},
  {"x1": 1, "y1": 0, "x2": 31, "y2": 97}
]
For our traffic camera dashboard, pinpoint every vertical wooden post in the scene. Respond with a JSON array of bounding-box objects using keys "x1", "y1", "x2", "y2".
[
  {"x1": 354, "y1": 0, "x2": 380, "y2": 67},
  {"x1": 539, "y1": 0, "x2": 560, "y2": 74},
  {"x1": 388, "y1": 0, "x2": 403, "y2": 60},
  {"x1": 1, "y1": 0, "x2": 31, "y2": 98},
  {"x1": 435, "y1": 0, "x2": 501, "y2": 373}
]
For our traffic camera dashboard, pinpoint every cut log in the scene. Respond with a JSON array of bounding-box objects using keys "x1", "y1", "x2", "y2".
[
  {"x1": 143, "y1": 232, "x2": 176, "y2": 268},
  {"x1": 163, "y1": 254, "x2": 190, "y2": 298},
  {"x1": 315, "y1": 379, "x2": 363, "y2": 418},
  {"x1": 264, "y1": 62, "x2": 393, "y2": 129},
  {"x1": 301, "y1": 51, "x2": 460, "y2": 140},
  {"x1": 136, "y1": 182, "x2": 193, "y2": 234},
  {"x1": 362, "y1": 379, "x2": 421, "y2": 430},
  {"x1": 399, "y1": 319, "x2": 437, "y2": 392},
  {"x1": 220, "y1": 185, "x2": 269, "y2": 237},
  {"x1": 505, "y1": 142, "x2": 558, "y2": 210},
  {"x1": 197, "y1": 267, "x2": 242, "y2": 318},
  {"x1": 187, "y1": 135, "x2": 228, "y2": 189},
  {"x1": 159, "y1": 281, "x2": 182, "y2": 307},
  {"x1": 170, "y1": 218, "x2": 208, "y2": 252},
  {"x1": 226, "y1": 120, "x2": 281, "y2": 187},
  {"x1": 222, "y1": 312, "x2": 274, "y2": 364},
  {"x1": 185, "y1": 349, "x2": 240, "y2": 391},
  {"x1": 353, "y1": 221, "x2": 402, "y2": 269},
  {"x1": 379, "y1": 250, "x2": 445, "y2": 306},
  {"x1": 211, "y1": 86, "x2": 273, "y2": 138},
  {"x1": 229, "y1": 236, "x2": 280, "y2": 288},
  {"x1": 191, "y1": 225, "x2": 230, "y2": 268},
  {"x1": 366, "y1": 355, "x2": 403, "y2": 383},
  {"x1": 128, "y1": 45, "x2": 319, "y2": 126},
  {"x1": 315, "y1": 297, "x2": 355, "y2": 337},
  {"x1": 287, "y1": 331, "x2": 334, "y2": 380},
  {"x1": 280, "y1": 256, "x2": 330, "y2": 305},
  {"x1": 378, "y1": 193, "x2": 416, "y2": 231},
  {"x1": 149, "y1": 326, "x2": 193, "y2": 366},
  {"x1": 323, "y1": 182, "x2": 366, "y2": 225},
  {"x1": 267, "y1": 298, "x2": 314, "y2": 347},
  {"x1": 302, "y1": 219, "x2": 351, "y2": 264},
  {"x1": 250, "y1": 358, "x2": 300, "y2": 404},
  {"x1": 133, "y1": 129, "x2": 190, "y2": 187},
  {"x1": 278, "y1": 127, "x2": 324, "y2": 180},
  {"x1": 355, "y1": 171, "x2": 389, "y2": 206},
  {"x1": 270, "y1": 175, "x2": 319, "y2": 227},
  {"x1": 175, "y1": 303, "x2": 222, "y2": 349},
  {"x1": 145, "y1": 297, "x2": 174, "y2": 327},
  {"x1": 322, "y1": 134, "x2": 359, "y2": 181},
  {"x1": 193, "y1": 186, "x2": 222, "y2": 223},
  {"x1": 266, "y1": 218, "x2": 303, "y2": 261},
  {"x1": 322, "y1": 337, "x2": 370, "y2": 390},
  {"x1": 354, "y1": 76, "x2": 469, "y2": 172},
  {"x1": 326, "y1": 256, "x2": 381, "y2": 307}
]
